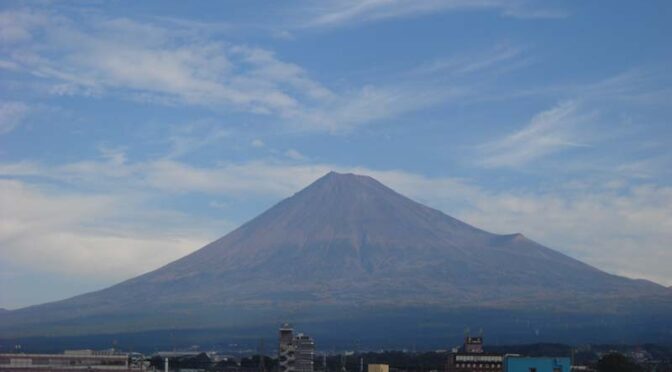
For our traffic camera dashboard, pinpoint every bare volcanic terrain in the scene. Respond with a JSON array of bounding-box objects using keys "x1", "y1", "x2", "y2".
[{"x1": 1, "y1": 172, "x2": 671, "y2": 345}]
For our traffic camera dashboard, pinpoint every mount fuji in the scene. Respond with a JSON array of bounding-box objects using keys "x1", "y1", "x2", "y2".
[{"x1": 1, "y1": 172, "x2": 670, "y2": 348}]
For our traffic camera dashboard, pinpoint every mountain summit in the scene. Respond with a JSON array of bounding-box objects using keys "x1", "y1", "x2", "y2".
[{"x1": 1, "y1": 172, "x2": 671, "y2": 344}]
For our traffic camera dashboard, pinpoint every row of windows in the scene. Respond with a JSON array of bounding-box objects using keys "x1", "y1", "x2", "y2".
[
  {"x1": 0, "y1": 359, "x2": 126, "y2": 367},
  {"x1": 455, "y1": 354, "x2": 503, "y2": 362},
  {"x1": 455, "y1": 363, "x2": 501, "y2": 369}
]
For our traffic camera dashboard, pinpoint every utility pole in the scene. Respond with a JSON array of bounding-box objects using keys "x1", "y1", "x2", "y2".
[{"x1": 258, "y1": 339, "x2": 266, "y2": 372}]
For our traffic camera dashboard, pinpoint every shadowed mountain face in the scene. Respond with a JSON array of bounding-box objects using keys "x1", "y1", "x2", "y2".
[{"x1": 1, "y1": 172, "x2": 671, "y2": 343}]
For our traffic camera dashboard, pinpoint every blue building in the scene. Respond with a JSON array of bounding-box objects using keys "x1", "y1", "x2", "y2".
[{"x1": 503, "y1": 356, "x2": 571, "y2": 372}]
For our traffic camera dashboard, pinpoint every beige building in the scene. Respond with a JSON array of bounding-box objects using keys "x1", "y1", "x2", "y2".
[
  {"x1": 367, "y1": 364, "x2": 389, "y2": 372},
  {"x1": 0, "y1": 350, "x2": 139, "y2": 372}
]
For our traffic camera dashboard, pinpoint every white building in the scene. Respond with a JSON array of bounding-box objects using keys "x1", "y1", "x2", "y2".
[{"x1": 278, "y1": 324, "x2": 314, "y2": 372}]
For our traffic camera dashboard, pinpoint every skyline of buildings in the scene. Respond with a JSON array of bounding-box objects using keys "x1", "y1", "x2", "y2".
[{"x1": 1, "y1": 324, "x2": 667, "y2": 371}]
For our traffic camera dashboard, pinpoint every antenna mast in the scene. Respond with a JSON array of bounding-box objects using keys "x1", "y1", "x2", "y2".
[{"x1": 258, "y1": 339, "x2": 266, "y2": 372}]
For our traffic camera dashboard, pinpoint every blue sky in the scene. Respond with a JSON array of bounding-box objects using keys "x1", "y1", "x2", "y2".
[{"x1": 1, "y1": 0, "x2": 671, "y2": 309}]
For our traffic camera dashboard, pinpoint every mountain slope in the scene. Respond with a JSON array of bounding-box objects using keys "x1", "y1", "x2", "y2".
[{"x1": 1, "y1": 172, "x2": 670, "y2": 342}]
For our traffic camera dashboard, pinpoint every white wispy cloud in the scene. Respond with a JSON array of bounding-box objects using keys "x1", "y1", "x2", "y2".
[
  {"x1": 511, "y1": 68, "x2": 672, "y2": 106},
  {"x1": 0, "y1": 9, "x2": 49, "y2": 43},
  {"x1": 0, "y1": 101, "x2": 29, "y2": 135},
  {"x1": 251, "y1": 139, "x2": 265, "y2": 148},
  {"x1": 293, "y1": 83, "x2": 467, "y2": 132},
  {"x1": 0, "y1": 10, "x2": 331, "y2": 118},
  {"x1": 0, "y1": 178, "x2": 224, "y2": 286},
  {"x1": 576, "y1": 69, "x2": 672, "y2": 105},
  {"x1": 475, "y1": 101, "x2": 593, "y2": 167},
  {"x1": 0, "y1": 8, "x2": 532, "y2": 133},
  {"x1": 501, "y1": 4, "x2": 568, "y2": 19},
  {"x1": 413, "y1": 44, "x2": 527, "y2": 77},
  {"x1": 162, "y1": 121, "x2": 232, "y2": 159},
  {"x1": 297, "y1": 0, "x2": 567, "y2": 29},
  {"x1": 98, "y1": 145, "x2": 128, "y2": 166},
  {"x1": 285, "y1": 149, "x2": 306, "y2": 160}
]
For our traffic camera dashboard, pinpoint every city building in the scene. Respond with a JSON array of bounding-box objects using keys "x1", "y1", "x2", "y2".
[
  {"x1": 367, "y1": 364, "x2": 388, "y2": 372},
  {"x1": 463, "y1": 337, "x2": 483, "y2": 354},
  {"x1": 279, "y1": 324, "x2": 295, "y2": 372},
  {"x1": 278, "y1": 324, "x2": 314, "y2": 372},
  {"x1": 446, "y1": 335, "x2": 503, "y2": 372},
  {"x1": 0, "y1": 350, "x2": 140, "y2": 372},
  {"x1": 503, "y1": 356, "x2": 571, "y2": 372},
  {"x1": 293, "y1": 334, "x2": 314, "y2": 372}
]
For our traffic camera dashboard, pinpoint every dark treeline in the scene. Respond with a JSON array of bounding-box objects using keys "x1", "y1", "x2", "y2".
[{"x1": 150, "y1": 353, "x2": 213, "y2": 370}]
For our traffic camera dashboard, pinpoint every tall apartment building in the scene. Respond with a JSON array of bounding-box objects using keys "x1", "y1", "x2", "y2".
[
  {"x1": 278, "y1": 324, "x2": 314, "y2": 372},
  {"x1": 279, "y1": 324, "x2": 295, "y2": 372},
  {"x1": 293, "y1": 334, "x2": 314, "y2": 372}
]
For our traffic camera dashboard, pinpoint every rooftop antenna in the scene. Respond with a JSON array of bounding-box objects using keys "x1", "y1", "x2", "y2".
[
  {"x1": 571, "y1": 347, "x2": 575, "y2": 368},
  {"x1": 258, "y1": 338, "x2": 266, "y2": 372}
]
